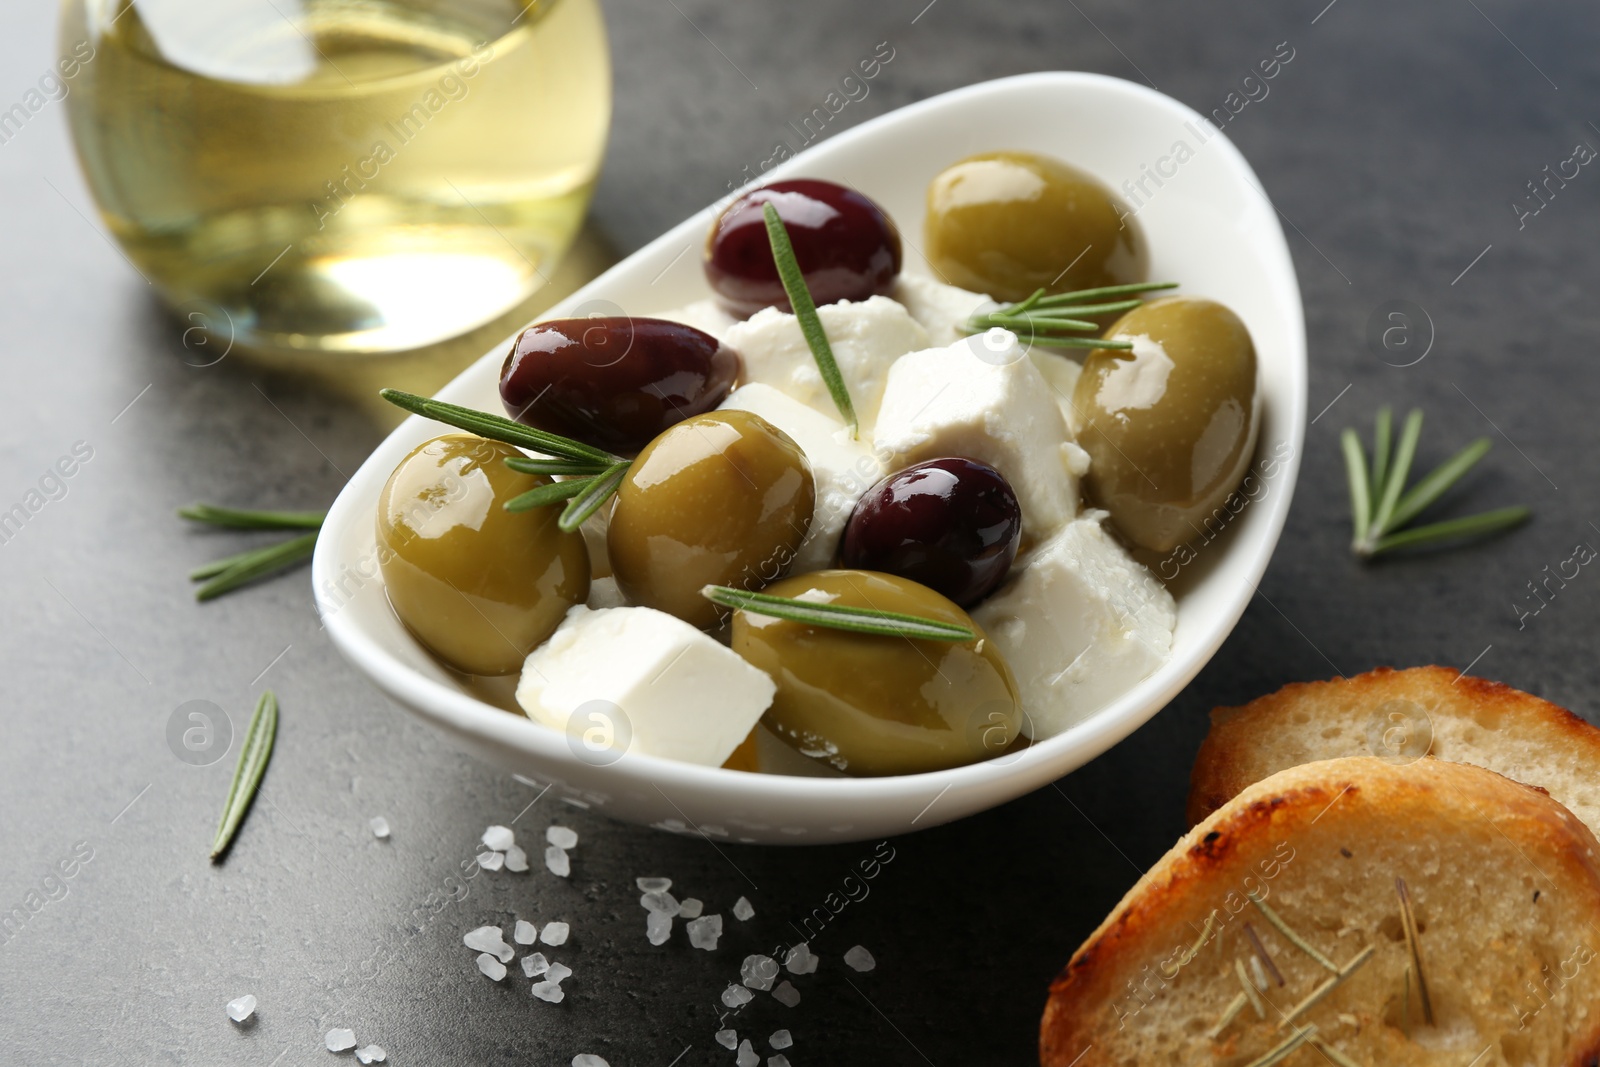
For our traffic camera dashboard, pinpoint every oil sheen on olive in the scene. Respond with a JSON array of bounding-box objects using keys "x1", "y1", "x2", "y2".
[
  {"x1": 607, "y1": 410, "x2": 815, "y2": 629},
  {"x1": 733, "y1": 570, "x2": 1021, "y2": 776},
  {"x1": 1073, "y1": 296, "x2": 1260, "y2": 553},
  {"x1": 840, "y1": 457, "x2": 1021, "y2": 607},
  {"x1": 704, "y1": 179, "x2": 903, "y2": 317},
  {"x1": 924, "y1": 150, "x2": 1148, "y2": 302},
  {"x1": 500, "y1": 317, "x2": 740, "y2": 455},
  {"x1": 377, "y1": 435, "x2": 590, "y2": 676}
]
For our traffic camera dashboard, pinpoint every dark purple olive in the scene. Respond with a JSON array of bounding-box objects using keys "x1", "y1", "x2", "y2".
[
  {"x1": 500, "y1": 317, "x2": 741, "y2": 455},
  {"x1": 840, "y1": 458, "x2": 1022, "y2": 607},
  {"x1": 705, "y1": 179, "x2": 902, "y2": 317}
]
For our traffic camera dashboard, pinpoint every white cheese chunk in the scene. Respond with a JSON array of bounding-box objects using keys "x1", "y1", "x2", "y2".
[
  {"x1": 891, "y1": 274, "x2": 998, "y2": 346},
  {"x1": 722, "y1": 296, "x2": 928, "y2": 431},
  {"x1": 719, "y1": 383, "x2": 886, "y2": 573},
  {"x1": 651, "y1": 299, "x2": 738, "y2": 341},
  {"x1": 872, "y1": 330, "x2": 1079, "y2": 542},
  {"x1": 972, "y1": 512, "x2": 1175, "y2": 738},
  {"x1": 517, "y1": 606, "x2": 775, "y2": 768},
  {"x1": 1029, "y1": 351, "x2": 1086, "y2": 437}
]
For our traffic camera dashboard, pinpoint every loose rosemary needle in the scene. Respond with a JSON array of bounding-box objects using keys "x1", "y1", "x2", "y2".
[
  {"x1": 762, "y1": 202, "x2": 859, "y2": 436},
  {"x1": 210, "y1": 690, "x2": 278, "y2": 862},
  {"x1": 182, "y1": 504, "x2": 325, "y2": 601}
]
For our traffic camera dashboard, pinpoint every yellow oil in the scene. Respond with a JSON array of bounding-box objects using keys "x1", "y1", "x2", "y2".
[{"x1": 61, "y1": 0, "x2": 610, "y2": 357}]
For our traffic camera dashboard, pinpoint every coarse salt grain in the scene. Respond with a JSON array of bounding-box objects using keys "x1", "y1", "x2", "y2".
[
  {"x1": 571, "y1": 1056, "x2": 608, "y2": 1067},
  {"x1": 545, "y1": 845, "x2": 571, "y2": 878},
  {"x1": 686, "y1": 914, "x2": 722, "y2": 950},
  {"x1": 736, "y1": 1038, "x2": 759, "y2": 1067},
  {"x1": 477, "y1": 850, "x2": 505, "y2": 871},
  {"x1": 476, "y1": 952, "x2": 508, "y2": 981},
  {"x1": 678, "y1": 897, "x2": 704, "y2": 919},
  {"x1": 514, "y1": 919, "x2": 537, "y2": 945},
  {"x1": 540, "y1": 921, "x2": 570, "y2": 946},
  {"x1": 325, "y1": 1028, "x2": 357, "y2": 1052},
  {"x1": 721, "y1": 983, "x2": 754, "y2": 1008},
  {"x1": 226, "y1": 994, "x2": 256, "y2": 1023},
  {"x1": 769, "y1": 1056, "x2": 791, "y2": 1067},
  {"x1": 732, "y1": 896, "x2": 755, "y2": 921},
  {"x1": 368, "y1": 817, "x2": 390, "y2": 839},
  {"x1": 504, "y1": 845, "x2": 530, "y2": 872},
  {"x1": 463, "y1": 926, "x2": 514, "y2": 963},
  {"x1": 635, "y1": 876, "x2": 671, "y2": 893},
  {"x1": 741, "y1": 955, "x2": 778, "y2": 991},
  {"x1": 646, "y1": 911, "x2": 672, "y2": 946},
  {"x1": 481, "y1": 825, "x2": 515, "y2": 851},
  {"x1": 546, "y1": 960, "x2": 573, "y2": 984},
  {"x1": 355, "y1": 1045, "x2": 386, "y2": 1064},
  {"x1": 547, "y1": 825, "x2": 579, "y2": 850},
  {"x1": 532, "y1": 980, "x2": 565, "y2": 1003},
  {"x1": 844, "y1": 944, "x2": 876, "y2": 972},
  {"x1": 783, "y1": 942, "x2": 818, "y2": 975},
  {"x1": 522, "y1": 952, "x2": 549, "y2": 978},
  {"x1": 772, "y1": 981, "x2": 800, "y2": 1007},
  {"x1": 641, "y1": 890, "x2": 679, "y2": 915},
  {"x1": 769, "y1": 1030, "x2": 792, "y2": 1050},
  {"x1": 714, "y1": 1029, "x2": 738, "y2": 1050}
]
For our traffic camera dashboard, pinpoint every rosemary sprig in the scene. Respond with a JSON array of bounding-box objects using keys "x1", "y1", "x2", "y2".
[
  {"x1": 762, "y1": 202, "x2": 858, "y2": 435},
  {"x1": 558, "y1": 461, "x2": 630, "y2": 533},
  {"x1": 179, "y1": 504, "x2": 327, "y2": 530},
  {"x1": 192, "y1": 531, "x2": 319, "y2": 601},
  {"x1": 1396, "y1": 877, "x2": 1435, "y2": 1025},
  {"x1": 701, "y1": 585, "x2": 975, "y2": 642},
  {"x1": 1342, "y1": 407, "x2": 1529, "y2": 557},
  {"x1": 380, "y1": 388, "x2": 622, "y2": 465},
  {"x1": 211, "y1": 690, "x2": 278, "y2": 862},
  {"x1": 963, "y1": 280, "x2": 1178, "y2": 349}
]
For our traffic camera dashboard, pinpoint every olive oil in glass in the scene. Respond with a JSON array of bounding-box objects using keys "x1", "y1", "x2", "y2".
[{"x1": 61, "y1": 0, "x2": 611, "y2": 357}]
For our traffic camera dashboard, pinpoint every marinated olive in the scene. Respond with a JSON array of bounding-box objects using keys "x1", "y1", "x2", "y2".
[
  {"x1": 732, "y1": 570, "x2": 1020, "y2": 776},
  {"x1": 1073, "y1": 296, "x2": 1259, "y2": 552},
  {"x1": 500, "y1": 317, "x2": 740, "y2": 455},
  {"x1": 924, "y1": 151, "x2": 1148, "y2": 302},
  {"x1": 705, "y1": 179, "x2": 902, "y2": 317},
  {"x1": 840, "y1": 458, "x2": 1021, "y2": 607},
  {"x1": 377, "y1": 435, "x2": 590, "y2": 676},
  {"x1": 607, "y1": 410, "x2": 815, "y2": 629}
]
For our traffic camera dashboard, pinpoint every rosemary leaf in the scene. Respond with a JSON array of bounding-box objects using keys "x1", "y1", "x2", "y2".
[
  {"x1": 1240, "y1": 1024, "x2": 1318, "y2": 1067},
  {"x1": 701, "y1": 585, "x2": 975, "y2": 642},
  {"x1": 958, "y1": 328, "x2": 1133, "y2": 350},
  {"x1": 1278, "y1": 944, "x2": 1376, "y2": 1027},
  {"x1": 1371, "y1": 406, "x2": 1393, "y2": 502},
  {"x1": 558, "y1": 461, "x2": 630, "y2": 532},
  {"x1": 1341, "y1": 429, "x2": 1371, "y2": 546},
  {"x1": 1385, "y1": 436, "x2": 1492, "y2": 532},
  {"x1": 1369, "y1": 408, "x2": 1423, "y2": 537},
  {"x1": 504, "y1": 477, "x2": 592, "y2": 513},
  {"x1": 1235, "y1": 957, "x2": 1267, "y2": 1019},
  {"x1": 210, "y1": 690, "x2": 278, "y2": 862},
  {"x1": 1032, "y1": 281, "x2": 1179, "y2": 304},
  {"x1": 1396, "y1": 877, "x2": 1436, "y2": 1026},
  {"x1": 1369, "y1": 506, "x2": 1529, "y2": 556},
  {"x1": 1310, "y1": 1039, "x2": 1363, "y2": 1067},
  {"x1": 380, "y1": 388, "x2": 619, "y2": 465},
  {"x1": 762, "y1": 203, "x2": 858, "y2": 435},
  {"x1": 194, "y1": 531, "x2": 319, "y2": 601},
  {"x1": 504, "y1": 456, "x2": 614, "y2": 477},
  {"x1": 1244, "y1": 922, "x2": 1286, "y2": 986},
  {"x1": 179, "y1": 504, "x2": 326, "y2": 530},
  {"x1": 970, "y1": 312, "x2": 1099, "y2": 332},
  {"x1": 1208, "y1": 991, "x2": 1248, "y2": 1041},
  {"x1": 1247, "y1": 891, "x2": 1339, "y2": 973}
]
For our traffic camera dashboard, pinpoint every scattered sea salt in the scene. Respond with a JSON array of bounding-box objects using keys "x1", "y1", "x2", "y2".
[
  {"x1": 325, "y1": 1028, "x2": 357, "y2": 1052},
  {"x1": 721, "y1": 983, "x2": 754, "y2": 1008},
  {"x1": 635, "y1": 876, "x2": 671, "y2": 893},
  {"x1": 477, "y1": 850, "x2": 505, "y2": 872},
  {"x1": 546, "y1": 845, "x2": 571, "y2": 877},
  {"x1": 678, "y1": 897, "x2": 704, "y2": 919},
  {"x1": 686, "y1": 914, "x2": 722, "y2": 950},
  {"x1": 541, "y1": 921, "x2": 570, "y2": 946},
  {"x1": 355, "y1": 1045, "x2": 386, "y2": 1064},
  {"x1": 769, "y1": 1056, "x2": 791, "y2": 1067},
  {"x1": 463, "y1": 925, "x2": 514, "y2": 962},
  {"x1": 736, "y1": 1039, "x2": 759, "y2": 1067},
  {"x1": 844, "y1": 945, "x2": 876, "y2": 972},
  {"x1": 547, "y1": 825, "x2": 579, "y2": 849},
  {"x1": 504, "y1": 845, "x2": 530, "y2": 872},
  {"x1": 477, "y1": 952, "x2": 508, "y2": 981},
  {"x1": 522, "y1": 952, "x2": 549, "y2": 978},
  {"x1": 572, "y1": 1056, "x2": 608, "y2": 1067},
  {"x1": 481, "y1": 825, "x2": 515, "y2": 851},
  {"x1": 226, "y1": 994, "x2": 256, "y2": 1023},
  {"x1": 532, "y1": 980, "x2": 565, "y2": 1003},
  {"x1": 732, "y1": 896, "x2": 755, "y2": 921},
  {"x1": 646, "y1": 911, "x2": 673, "y2": 946},
  {"x1": 641, "y1": 890, "x2": 679, "y2": 915},
  {"x1": 546, "y1": 960, "x2": 573, "y2": 984},
  {"x1": 769, "y1": 1030, "x2": 792, "y2": 1050},
  {"x1": 715, "y1": 1029, "x2": 738, "y2": 1050},
  {"x1": 514, "y1": 919, "x2": 537, "y2": 945},
  {"x1": 741, "y1": 954, "x2": 778, "y2": 991},
  {"x1": 784, "y1": 942, "x2": 818, "y2": 975},
  {"x1": 368, "y1": 817, "x2": 390, "y2": 839},
  {"x1": 772, "y1": 981, "x2": 800, "y2": 1007}
]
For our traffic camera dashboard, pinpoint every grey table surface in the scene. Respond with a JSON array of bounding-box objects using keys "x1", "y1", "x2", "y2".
[{"x1": 4, "y1": 1, "x2": 1599, "y2": 1064}]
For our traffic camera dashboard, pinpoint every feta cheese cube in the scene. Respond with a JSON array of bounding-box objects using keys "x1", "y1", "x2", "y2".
[
  {"x1": 972, "y1": 513, "x2": 1175, "y2": 738},
  {"x1": 652, "y1": 299, "x2": 739, "y2": 341},
  {"x1": 722, "y1": 296, "x2": 929, "y2": 431},
  {"x1": 1029, "y1": 351, "x2": 1086, "y2": 437},
  {"x1": 891, "y1": 274, "x2": 997, "y2": 346},
  {"x1": 719, "y1": 383, "x2": 887, "y2": 572},
  {"x1": 872, "y1": 331, "x2": 1079, "y2": 541},
  {"x1": 517, "y1": 606, "x2": 775, "y2": 767}
]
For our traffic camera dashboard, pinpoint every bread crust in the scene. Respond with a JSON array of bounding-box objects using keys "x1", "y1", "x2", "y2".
[
  {"x1": 1041, "y1": 757, "x2": 1600, "y2": 1067},
  {"x1": 1187, "y1": 666, "x2": 1600, "y2": 826}
]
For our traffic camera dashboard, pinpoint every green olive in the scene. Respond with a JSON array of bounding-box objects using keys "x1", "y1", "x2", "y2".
[
  {"x1": 608, "y1": 410, "x2": 815, "y2": 629},
  {"x1": 732, "y1": 570, "x2": 1020, "y2": 776},
  {"x1": 1073, "y1": 296, "x2": 1260, "y2": 552},
  {"x1": 924, "y1": 150, "x2": 1148, "y2": 302},
  {"x1": 377, "y1": 435, "x2": 590, "y2": 676}
]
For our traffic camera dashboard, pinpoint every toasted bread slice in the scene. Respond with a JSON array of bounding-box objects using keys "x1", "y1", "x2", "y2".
[
  {"x1": 1041, "y1": 757, "x2": 1600, "y2": 1067},
  {"x1": 1186, "y1": 666, "x2": 1600, "y2": 830}
]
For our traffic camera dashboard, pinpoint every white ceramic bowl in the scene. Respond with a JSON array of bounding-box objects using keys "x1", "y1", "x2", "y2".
[{"x1": 314, "y1": 72, "x2": 1306, "y2": 845}]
